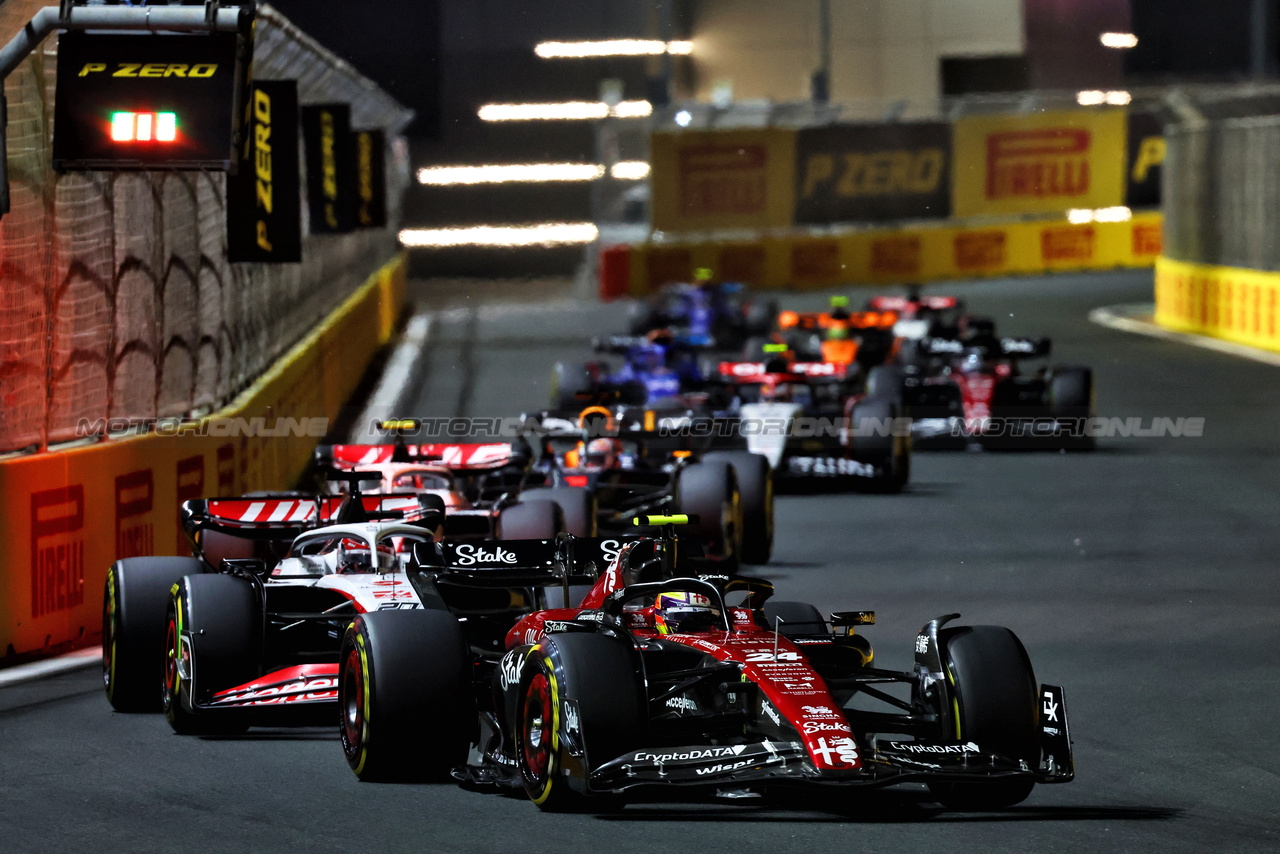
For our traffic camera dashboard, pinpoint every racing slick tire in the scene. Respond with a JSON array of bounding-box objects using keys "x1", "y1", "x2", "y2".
[
  {"x1": 703, "y1": 451, "x2": 773, "y2": 565},
  {"x1": 627, "y1": 302, "x2": 660, "y2": 336},
  {"x1": 675, "y1": 461, "x2": 742, "y2": 570},
  {"x1": 847, "y1": 396, "x2": 910, "y2": 493},
  {"x1": 744, "y1": 299, "x2": 779, "y2": 337},
  {"x1": 517, "y1": 633, "x2": 643, "y2": 811},
  {"x1": 340, "y1": 610, "x2": 474, "y2": 782},
  {"x1": 1046, "y1": 366, "x2": 1096, "y2": 451},
  {"x1": 865, "y1": 365, "x2": 906, "y2": 407},
  {"x1": 103, "y1": 557, "x2": 207, "y2": 713},
  {"x1": 163, "y1": 574, "x2": 259, "y2": 735},
  {"x1": 928, "y1": 625, "x2": 1039, "y2": 810},
  {"x1": 761, "y1": 601, "x2": 826, "y2": 638},
  {"x1": 498, "y1": 500, "x2": 564, "y2": 540},
  {"x1": 518, "y1": 487, "x2": 597, "y2": 537},
  {"x1": 551, "y1": 361, "x2": 594, "y2": 410}
]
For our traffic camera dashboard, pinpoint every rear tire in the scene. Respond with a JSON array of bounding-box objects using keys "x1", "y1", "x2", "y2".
[
  {"x1": 518, "y1": 487, "x2": 597, "y2": 537},
  {"x1": 103, "y1": 557, "x2": 206, "y2": 713},
  {"x1": 517, "y1": 633, "x2": 643, "y2": 811},
  {"x1": 927, "y1": 626, "x2": 1039, "y2": 809},
  {"x1": 675, "y1": 461, "x2": 741, "y2": 569},
  {"x1": 1047, "y1": 366, "x2": 1095, "y2": 450},
  {"x1": 847, "y1": 396, "x2": 910, "y2": 493},
  {"x1": 163, "y1": 574, "x2": 259, "y2": 735},
  {"x1": 703, "y1": 451, "x2": 773, "y2": 564},
  {"x1": 551, "y1": 362, "x2": 594, "y2": 410},
  {"x1": 498, "y1": 500, "x2": 563, "y2": 540},
  {"x1": 340, "y1": 611, "x2": 474, "y2": 781}
]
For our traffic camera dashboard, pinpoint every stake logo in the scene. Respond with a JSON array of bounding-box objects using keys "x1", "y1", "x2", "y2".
[{"x1": 31, "y1": 486, "x2": 86, "y2": 618}]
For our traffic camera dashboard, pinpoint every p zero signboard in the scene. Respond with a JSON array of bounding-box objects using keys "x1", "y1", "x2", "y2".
[
  {"x1": 301, "y1": 103, "x2": 356, "y2": 234},
  {"x1": 354, "y1": 129, "x2": 387, "y2": 229},
  {"x1": 227, "y1": 80, "x2": 301, "y2": 263},
  {"x1": 53, "y1": 31, "x2": 246, "y2": 171},
  {"x1": 951, "y1": 109, "x2": 1127, "y2": 218},
  {"x1": 795, "y1": 122, "x2": 952, "y2": 225}
]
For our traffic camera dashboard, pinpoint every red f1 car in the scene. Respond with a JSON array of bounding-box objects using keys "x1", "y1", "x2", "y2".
[{"x1": 339, "y1": 520, "x2": 1073, "y2": 810}]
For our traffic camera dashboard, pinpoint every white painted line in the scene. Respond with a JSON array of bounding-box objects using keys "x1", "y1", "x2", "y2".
[
  {"x1": 1090, "y1": 304, "x2": 1280, "y2": 367},
  {"x1": 352, "y1": 313, "x2": 433, "y2": 439},
  {"x1": 0, "y1": 646, "x2": 101, "y2": 688}
]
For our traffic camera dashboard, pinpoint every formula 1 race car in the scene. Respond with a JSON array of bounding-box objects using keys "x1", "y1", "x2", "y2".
[
  {"x1": 316, "y1": 433, "x2": 597, "y2": 540},
  {"x1": 627, "y1": 278, "x2": 777, "y2": 351},
  {"x1": 550, "y1": 333, "x2": 713, "y2": 409},
  {"x1": 714, "y1": 356, "x2": 910, "y2": 492},
  {"x1": 101, "y1": 473, "x2": 604, "y2": 731},
  {"x1": 525, "y1": 406, "x2": 774, "y2": 566},
  {"x1": 339, "y1": 521, "x2": 1074, "y2": 810},
  {"x1": 884, "y1": 334, "x2": 1096, "y2": 450},
  {"x1": 761, "y1": 296, "x2": 902, "y2": 373}
]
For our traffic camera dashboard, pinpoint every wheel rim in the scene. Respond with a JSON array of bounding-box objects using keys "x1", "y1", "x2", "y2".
[
  {"x1": 102, "y1": 574, "x2": 116, "y2": 691},
  {"x1": 521, "y1": 673, "x2": 553, "y2": 783},
  {"x1": 163, "y1": 614, "x2": 181, "y2": 708},
  {"x1": 341, "y1": 647, "x2": 364, "y2": 759}
]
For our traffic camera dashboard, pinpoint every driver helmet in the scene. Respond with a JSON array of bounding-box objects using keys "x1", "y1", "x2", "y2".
[
  {"x1": 582, "y1": 437, "x2": 621, "y2": 470},
  {"x1": 825, "y1": 324, "x2": 849, "y2": 341},
  {"x1": 959, "y1": 348, "x2": 985, "y2": 373},
  {"x1": 337, "y1": 538, "x2": 394, "y2": 573},
  {"x1": 633, "y1": 342, "x2": 666, "y2": 373},
  {"x1": 654, "y1": 591, "x2": 720, "y2": 635}
]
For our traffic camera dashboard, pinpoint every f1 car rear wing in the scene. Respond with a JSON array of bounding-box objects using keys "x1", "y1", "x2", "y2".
[
  {"x1": 319, "y1": 442, "x2": 520, "y2": 471},
  {"x1": 868, "y1": 295, "x2": 959, "y2": 312},
  {"x1": 416, "y1": 535, "x2": 629, "y2": 589},
  {"x1": 717, "y1": 360, "x2": 849, "y2": 381},
  {"x1": 182, "y1": 493, "x2": 438, "y2": 540}
]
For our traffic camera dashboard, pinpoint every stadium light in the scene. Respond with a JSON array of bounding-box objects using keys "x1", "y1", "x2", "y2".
[
  {"x1": 1077, "y1": 90, "x2": 1131, "y2": 106},
  {"x1": 1100, "y1": 33, "x2": 1139, "y2": 49},
  {"x1": 478, "y1": 100, "x2": 653, "y2": 122},
  {"x1": 535, "y1": 39, "x2": 693, "y2": 58},
  {"x1": 417, "y1": 163, "x2": 605, "y2": 185},
  {"x1": 398, "y1": 222, "x2": 599, "y2": 248}
]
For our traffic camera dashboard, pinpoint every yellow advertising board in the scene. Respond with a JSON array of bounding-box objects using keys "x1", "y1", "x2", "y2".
[
  {"x1": 650, "y1": 128, "x2": 797, "y2": 232},
  {"x1": 0, "y1": 256, "x2": 405, "y2": 661},
  {"x1": 951, "y1": 109, "x2": 1128, "y2": 218},
  {"x1": 619, "y1": 212, "x2": 1162, "y2": 295},
  {"x1": 1156, "y1": 256, "x2": 1280, "y2": 353}
]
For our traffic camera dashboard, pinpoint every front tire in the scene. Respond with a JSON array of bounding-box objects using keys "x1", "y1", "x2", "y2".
[
  {"x1": 927, "y1": 626, "x2": 1039, "y2": 809},
  {"x1": 340, "y1": 611, "x2": 474, "y2": 782},
  {"x1": 163, "y1": 574, "x2": 259, "y2": 735},
  {"x1": 103, "y1": 557, "x2": 206, "y2": 713},
  {"x1": 516, "y1": 633, "x2": 642, "y2": 811}
]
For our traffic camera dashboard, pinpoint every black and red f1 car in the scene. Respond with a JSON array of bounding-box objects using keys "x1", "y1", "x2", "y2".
[
  {"x1": 339, "y1": 521, "x2": 1073, "y2": 810},
  {"x1": 102, "y1": 474, "x2": 610, "y2": 732}
]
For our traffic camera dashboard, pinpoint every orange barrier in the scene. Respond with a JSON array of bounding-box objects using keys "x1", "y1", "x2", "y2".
[
  {"x1": 1155, "y1": 256, "x2": 1280, "y2": 354},
  {"x1": 0, "y1": 255, "x2": 406, "y2": 661},
  {"x1": 615, "y1": 212, "x2": 1162, "y2": 296}
]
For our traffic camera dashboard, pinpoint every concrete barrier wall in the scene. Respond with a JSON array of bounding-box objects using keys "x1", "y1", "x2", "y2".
[{"x1": 0, "y1": 255, "x2": 405, "y2": 661}]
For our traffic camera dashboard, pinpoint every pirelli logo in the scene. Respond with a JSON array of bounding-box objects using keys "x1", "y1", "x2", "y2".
[
  {"x1": 78, "y1": 63, "x2": 219, "y2": 78},
  {"x1": 31, "y1": 486, "x2": 86, "y2": 618},
  {"x1": 986, "y1": 129, "x2": 1091, "y2": 201}
]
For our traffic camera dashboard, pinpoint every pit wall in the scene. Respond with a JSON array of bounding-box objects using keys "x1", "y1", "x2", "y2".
[
  {"x1": 1154, "y1": 257, "x2": 1280, "y2": 354},
  {"x1": 0, "y1": 255, "x2": 405, "y2": 661},
  {"x1": 602, "y1": 212, "x2": 1163, "y2": 298}
]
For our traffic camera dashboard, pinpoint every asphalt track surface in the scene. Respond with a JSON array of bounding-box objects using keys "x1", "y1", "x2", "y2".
[{"x1": 5, "y1": 269, "x2": 1279, "y2": 853}]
